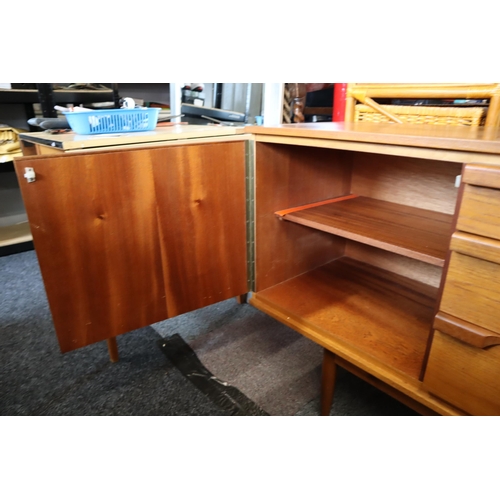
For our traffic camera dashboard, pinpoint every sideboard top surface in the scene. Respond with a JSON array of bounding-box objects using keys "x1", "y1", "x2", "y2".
[
  {"x1": 19, "y1": 125, "x2": 245, "y2": 151},
  {"x1": 246, "y1": 122, "x2": 500, "y2": 155},
  {"x1": 19, "y1": 122, "x2": 500, "y2": 156}
]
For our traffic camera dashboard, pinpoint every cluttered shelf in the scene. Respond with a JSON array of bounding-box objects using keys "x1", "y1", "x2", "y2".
[
  {"x1": 0, "y1": 158, "x2": 31, "y2": 249},
  {"x1": 0, "y1": 84, "x2": 120, "y2": 253},
  {"x1": 0, "y1": 86, "x2": 118, "y2": 106}
]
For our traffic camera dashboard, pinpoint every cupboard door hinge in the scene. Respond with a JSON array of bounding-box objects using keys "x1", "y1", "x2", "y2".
[{"x1": 23, "y1": 167, "x2": 36, "y2": 183}]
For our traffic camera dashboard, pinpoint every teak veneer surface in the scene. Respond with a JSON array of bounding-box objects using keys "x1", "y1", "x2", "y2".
[
  {"x1": 15, "y1": 149, "x2": 168, "y2": 352},
  {"x1": 254, "y1": 142, "x2": 351, "y2": 291},
  {"x1": 451, "y1": 231, "x2": 500, "y2": 265},
  {"x1": 152, "y1": 142, "x2": 248, "y2": 316},
  {"x1": 350, "y1": 153, "x2": 461, "y2": 215},
  {"x1": 457, "y1": 184, "x2": 500, "y2": 241},
  {"x1": 14, "y1": 141, "x2": 248, "y2": 352},
  {"x1": 277, "y1": 196, "x2": 453, "y2": 266},
  {"x1": 252, "y1": 257, "x2": 438, "y2": 380},
  {"x1": 463, "y1": 163, "x2": 500, "y2": 189},
  {"x1": 440, "y1": 251, "x2": 500, "y2": 336},
  {"x1": 424, "y1": 330, "x2": 500, "y2": 416}
]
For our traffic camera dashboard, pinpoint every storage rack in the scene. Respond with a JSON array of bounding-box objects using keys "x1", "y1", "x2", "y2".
[{"x1": 0, "y1": 84, "x2": 120, "y2": 255}]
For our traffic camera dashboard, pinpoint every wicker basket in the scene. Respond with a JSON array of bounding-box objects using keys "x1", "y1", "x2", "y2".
[
  {"x1": 0, "y1": 127, "x2": 19, "y2": 143},
  {"x1": 354, "y1": 104, "x2": 487, "y2": 127},
  {"x1": 0, "y1": 127, "x2": 23, "y2": 160}
]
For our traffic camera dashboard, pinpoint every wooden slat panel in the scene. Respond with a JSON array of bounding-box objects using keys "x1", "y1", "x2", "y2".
[
  {"x1": 278, "y1": 196, "x2": 453, "y2": 266},
  {"x1": 255, "y1": 142, "x2": 351, "y2": 291},
  {"x1": 14, "y1": 150, "x2": 168, "y2": 352},
  {"x1": 440, "y1": 251, "x2": 500, "y2": 335},
  {"x1": 457, "y1": 184, "x2": 500, "y2": 240},
  {"x1": 424, "y1": 330, "x2": 500, "y2": 415},
  {"x1": 152, "y1": 142, "x2": 248, "y2": 316}
]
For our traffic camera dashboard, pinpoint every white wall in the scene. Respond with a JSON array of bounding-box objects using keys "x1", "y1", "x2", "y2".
[{"x1": 262, "y1": 84, "x2": 284, "y2": 125}]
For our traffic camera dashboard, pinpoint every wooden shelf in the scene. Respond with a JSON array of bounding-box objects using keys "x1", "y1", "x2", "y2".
[
  {"x1": 0, "y1": 88, "x2": 116, "y2": 105},
  {"x1": 251, "y1": 257, "x2": 438, "y2": 380},
  {"x1": 275, "y1": 195, "x2": 453, "y2": 266}
]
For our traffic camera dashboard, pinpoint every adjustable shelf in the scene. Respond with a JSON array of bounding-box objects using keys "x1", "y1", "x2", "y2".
[
  {"x1": 250, "y1": 257, "x2": 438, "y2": 380},
  {"x1": 275, "y1": 194, "x2": 454, "y2": 267}
]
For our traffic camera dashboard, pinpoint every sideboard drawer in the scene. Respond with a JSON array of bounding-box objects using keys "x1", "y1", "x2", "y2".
[
  {"x1": 457, "y1": 184, "x2": 500, "y2": 240},
  {"x1": 424, "y1": 330, "x2": 500, "y2": 415},
  {"x1": 457, "y1": 164, "x2": 500, "y2": 240},
  {"x1": 440, "y1": 249, "x2": 500, "y2": 335}
]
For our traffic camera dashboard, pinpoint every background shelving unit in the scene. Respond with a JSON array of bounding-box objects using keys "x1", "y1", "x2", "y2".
[
  {"x1": 0, "y1": 84, "x2": 120, "y2": 255},
  {"x1": 0, "y1": 84, "x2": 119, "y2": 120}
]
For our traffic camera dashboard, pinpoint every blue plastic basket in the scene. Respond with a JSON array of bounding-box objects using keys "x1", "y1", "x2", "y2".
[{"x1": 63, "y1": 108, "x2": 160, "y2": 135}]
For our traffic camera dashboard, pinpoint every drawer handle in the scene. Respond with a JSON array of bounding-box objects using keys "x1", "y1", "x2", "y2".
[
  {"x1": 463, "y1": 164, "x2": 500, "y2": 189},
  {"x1": 451, "y1": 232, "x2": 500, "y2": 265},
  {"x1": 434, "y1": 311, "x2": 500, "y2": 349}
]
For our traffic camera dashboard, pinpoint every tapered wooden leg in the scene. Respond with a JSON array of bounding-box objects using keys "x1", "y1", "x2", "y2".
[
  {"x1": 236, "y1": 293, "x2": 248, "y2": 304},
  {"x1": 107, "y1": 337, "x2": 119, "y2": 363},
  {"x1": 321, "y1": 348, "x2": 337, "y2": 416}
]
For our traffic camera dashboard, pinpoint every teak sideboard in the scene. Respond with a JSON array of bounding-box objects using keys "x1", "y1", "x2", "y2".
[{"x1": 15, "y1": 122, "x2": 500, "y2": 416}]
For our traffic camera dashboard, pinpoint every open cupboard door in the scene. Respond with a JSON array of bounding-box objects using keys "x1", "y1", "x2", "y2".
[{"x1": 14, "y1": 140, "x2": 249, "y2": 353}]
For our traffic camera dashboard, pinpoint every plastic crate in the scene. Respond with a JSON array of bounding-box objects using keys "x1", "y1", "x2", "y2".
[{"x1": 63, "y1": 108, "x2": 160, "y2": 134}]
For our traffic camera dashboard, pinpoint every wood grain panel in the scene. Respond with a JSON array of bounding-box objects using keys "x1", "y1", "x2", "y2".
[
  {"x1": 14, "y1": 150, "x2": 168, "y2": 352},
  {"x1": 278, "y1": 196, "x2": 453, "y2": 266},
  {"x1": 255, "y1": 142, "x2": 351, "y2": 291},
  {"x1": 345, "y1": 241, "x2": 443, "y2": 287},
  {"x1": 351, "y1": 153, "x2": 461, "y2": 214},
  {"x1": 152, "y1": 141, "x2": 248, "y2": 316},
  {"x1": 457, "y1": 184, "x2": 500, "y2": 240},
  {"x1": 440, "y1": 251, "x2": 500, "y2": 335},
  {"x1": 424, "y1": 330, "x2": 500, "y2": 415},
  {"x1": 252, "y1": 257, "x2": 437, "y2": 379}
]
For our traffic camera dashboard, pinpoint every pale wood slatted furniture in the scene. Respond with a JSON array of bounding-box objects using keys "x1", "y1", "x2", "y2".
[{"x1": 345, "y1": 83, "x2": 500, "y2": 129}]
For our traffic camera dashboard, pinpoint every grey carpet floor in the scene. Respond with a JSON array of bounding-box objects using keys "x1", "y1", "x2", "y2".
[
  {"x1": 1, "y1": 250, "x2": 418, "y2": 416},
  {"x1": 152, "y1": 299, "x2": 419, "y2": 416},
  {"x1": 0, "y1": 250, "x2": 262, "y2": 416}
]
